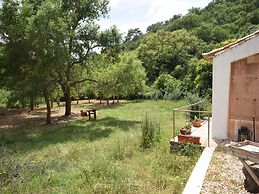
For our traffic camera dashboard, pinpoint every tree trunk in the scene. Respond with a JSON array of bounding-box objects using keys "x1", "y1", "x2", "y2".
[
  {"x1": 112, "y1": 97, "x2": 115, "y2": 104},
  {"x1": 29, "y1": 96, "x2": 34, "y2": 111},
  {"x1": 56, "y1": 97, "x2": 60, "y2": 108},
  {"x1": 50, "y1": 98, "x2": 53, "y2": 108},
  {"x1": 64, "y1": 87, "x2": 72, "y2": 116},
  {"x1": 43, "y1": 89, "x2": 51, "y2": 124},
  {"x1": 88, "y1": 98, "x2": 90, "y2": 103},
  {"x1": 106, "y1": 99, "x2": 109, "y2": 106},
  {"x1": 77, "y1": 99, "x2": 79, "y2": 104},
  {"x1": 117, "y1": 97, "x2": 119, "y2": 103},
  {"x1": 100, "y1": 99, "x2": 102, "y2": 104}
]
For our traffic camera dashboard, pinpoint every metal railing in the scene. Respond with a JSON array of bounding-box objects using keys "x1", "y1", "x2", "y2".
[{"x1": 172, "y1": 100, "x2": 212, "y2": 146}]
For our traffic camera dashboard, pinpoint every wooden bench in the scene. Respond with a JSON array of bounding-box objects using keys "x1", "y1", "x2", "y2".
[{"x1": 80, "y1": 109, "x2": 96, "y2": 120}]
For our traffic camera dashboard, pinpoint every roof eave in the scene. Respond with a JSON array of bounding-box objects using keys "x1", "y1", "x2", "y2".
[
  {"x1": 202, "y1": 30, "x2": 259, "y2": 61},
  {"x1": 202, "y1": 53, "x2": 213, "y2": 61}
]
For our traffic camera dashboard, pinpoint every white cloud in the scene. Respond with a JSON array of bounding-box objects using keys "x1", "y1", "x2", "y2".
[
  {"x1": 99, "y1": 0, "x2": 212, "y2": 33},
  {"x1": 148, "y1": 1, "x2": 188, "y2": 21},
  {"x1": 109, "y1": 0, "x2": 122, "y2": 8},
  {"x1": 147, "y1": 0, "x2": 211, "y2": 24}
]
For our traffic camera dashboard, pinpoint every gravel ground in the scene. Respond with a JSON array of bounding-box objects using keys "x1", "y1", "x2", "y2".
[{"x1": 201, "y1": 143, "x2": 251, "y2": 194}]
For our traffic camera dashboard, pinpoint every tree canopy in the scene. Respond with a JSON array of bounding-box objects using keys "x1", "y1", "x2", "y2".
[
  {"x1": 137, "y1": 29, "x2": 203, "y2": 83},
  {"x1": 0, "y1": 0, "x2": 258, "y2": 122},
  {"x1": 0, "y1": 0, "x2": 113, "y2": 123}
]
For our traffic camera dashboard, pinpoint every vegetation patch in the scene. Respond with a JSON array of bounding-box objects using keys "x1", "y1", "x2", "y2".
[{"x1": 0, "y1": 100, "x2": 202, "y2": 193}]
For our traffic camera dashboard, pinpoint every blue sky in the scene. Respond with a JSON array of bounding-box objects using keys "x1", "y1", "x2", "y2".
[{"x1": 99, "y1": 0, "x2": 212, "y2": 34}]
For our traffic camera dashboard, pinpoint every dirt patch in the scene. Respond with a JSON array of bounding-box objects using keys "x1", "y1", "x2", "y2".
[
  {"x1": 0, "y1": 99, "x2": 123, "y2": 130},
  {"x1": 201, "y1": 143, "x2": 250, "y2": 194},
  {"x1": 0, "y1": 106, "x2": 79, "y2": 130}
]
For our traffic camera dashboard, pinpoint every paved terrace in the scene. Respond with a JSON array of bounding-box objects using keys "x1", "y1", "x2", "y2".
[
  {"x1": 171, "y1": 118, "x2": 217, "y2": 148},
  {"x1": 191, "y1": 118, "x2": 217, "y2": 147}
]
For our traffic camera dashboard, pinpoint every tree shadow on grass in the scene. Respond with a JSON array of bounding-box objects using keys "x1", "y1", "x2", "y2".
[
  {"x1": 96, "y1": 117, "x2": 141, "y2": 131},
  {"x1": 0, "y1": 117, "x2": 141, "y2": 153},
  {"x1": 72, "y1": 100, "x2": 144, "y2": 111},
  {"x1": 73, "y1": 102, "x2": 126, "y2": 111}
]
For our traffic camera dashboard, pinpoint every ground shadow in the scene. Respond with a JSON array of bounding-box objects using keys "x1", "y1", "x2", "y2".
[
  {"x1": 0, "y1": 117, "x2": 141, "y2": 154},
  {"x1": 72, "y1": 101, "x2": 127, "y2": 111},
  {"x1": 96, "y1": 117, "x2": 142, "y2": 131}
]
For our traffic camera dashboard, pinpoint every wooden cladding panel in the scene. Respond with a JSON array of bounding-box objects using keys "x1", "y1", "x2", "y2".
[{"x1": 228, "y1": 54, "x2": 259, "y2": 141}]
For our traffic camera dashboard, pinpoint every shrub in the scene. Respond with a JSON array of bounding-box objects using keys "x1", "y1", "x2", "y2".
[
  {"x1": 140, "y1": 112, "x2": 161, "y2": 149},
  {"x1": 151, "y1": 73, "x2": 183, "y2": 100},
  {"x1": 146, "y1": 89, "x2": 163, "y2": 100},
  {"x1": 185, "y1": 93, "x2": 210, "y2": 120},
  {"x1": 177, "y1": 142, "x2": 203, "y2": 157},
  {"x1": 0, "y1": 89, "x2": 11, "y2": 108}
]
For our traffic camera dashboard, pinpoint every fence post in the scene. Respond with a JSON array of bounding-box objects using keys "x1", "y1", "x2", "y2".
[
  {"x1": 173, "y1": 109, "x2": 176, "y2": 138},
  {"x1": 208, "y1": 115, "x2": 210, "y2": 147}
]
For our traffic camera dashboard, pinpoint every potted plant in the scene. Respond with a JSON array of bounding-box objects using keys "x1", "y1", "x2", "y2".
[
  {"x1": 180, "y1": 123, "x2": 192, "y2": 135},
  {"x1": 192, "y1": 116, "x2": 202, "y2": 127},
  {"x1": 178, "y1": 134, "x2": 200, "y2": 144}
]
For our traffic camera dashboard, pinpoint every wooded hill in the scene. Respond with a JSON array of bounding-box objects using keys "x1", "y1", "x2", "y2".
[
  {"x1": 123, "y1": 0, "x2": 259, "y2": 98},
  {"x1": 147, "y1": 0, "x2": 259, "y2": 43}
]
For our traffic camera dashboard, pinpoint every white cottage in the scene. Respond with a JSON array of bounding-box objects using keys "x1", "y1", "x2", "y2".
[{"x1": 203, "y1": 30, "x2": 259, "y2": 142}]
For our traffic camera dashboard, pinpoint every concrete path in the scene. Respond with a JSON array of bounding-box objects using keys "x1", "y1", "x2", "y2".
[{"x1": 191, "y1": 118, "x2": 217, "y2": 148}]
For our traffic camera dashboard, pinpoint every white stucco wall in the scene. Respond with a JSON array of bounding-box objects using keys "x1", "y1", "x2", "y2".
[{"x1": 212, "y1": 35, "x2": 259, "y2": 140}]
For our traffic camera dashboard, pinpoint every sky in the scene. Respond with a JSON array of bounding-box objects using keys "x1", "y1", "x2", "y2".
[
  {"x1": 99, "y1": 0, "x2": 212, "y2": 34},
  {"x1": 0, "y1": 0, "x2": 212, "y2": 34}
]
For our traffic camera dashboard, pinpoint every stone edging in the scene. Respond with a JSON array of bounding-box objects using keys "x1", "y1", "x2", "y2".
[{"x1": 183, "y1": 147, "x2": 215, "y2": 194}]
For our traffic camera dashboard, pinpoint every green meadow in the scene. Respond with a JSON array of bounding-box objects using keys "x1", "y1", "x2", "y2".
[{"x1": 0, "y1": 100, "x2": 201, "y2": 193}]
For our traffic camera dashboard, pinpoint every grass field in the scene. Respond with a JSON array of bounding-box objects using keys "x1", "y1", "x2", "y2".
[{"x1": 0, "y1": 100, "x2": 202, "y2": 193}]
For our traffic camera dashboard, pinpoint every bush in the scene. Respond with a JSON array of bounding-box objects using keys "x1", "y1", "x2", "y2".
[
  {"x1": 0, "y1": 89, "x2": 11, "y2": 107},
  {"x1": 140, "y1": 112, "x2": 161, "y2": 149},
  {"x1": 177, "y1": 142, "x2": 203, "y2": 157},
  {"x1": 144, "y1": 74, "x2": 183, "y2": 100},
  {"x1": 185, "y1": 93, "x2": 210, "y2": 120},
  {"x1": 144, "y1": 89, "x2": 162, "y2": 100}
]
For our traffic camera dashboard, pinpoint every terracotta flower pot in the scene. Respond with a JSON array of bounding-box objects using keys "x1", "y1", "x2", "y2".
[
  {"x1": 178, "y1": 134, "x2": 200, "y2": 144},
  {"x1": 192, "y1": 120, "x2": 201, "y2": 127}
]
